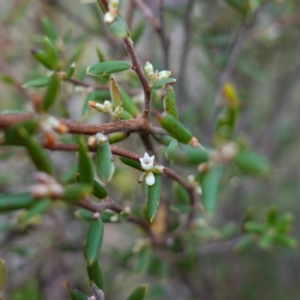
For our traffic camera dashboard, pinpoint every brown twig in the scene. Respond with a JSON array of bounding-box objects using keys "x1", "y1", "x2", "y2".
[
  {"x1": 123, "y1": 37, "x2": 151, "y2": 121},
  {"x1": 0, "y1": 113, "x2": 166, "y2": 135}
]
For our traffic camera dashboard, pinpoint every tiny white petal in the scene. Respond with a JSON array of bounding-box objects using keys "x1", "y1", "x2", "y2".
[{"x1": 145, "y1": 172, "x2": 155, "y2": 186}]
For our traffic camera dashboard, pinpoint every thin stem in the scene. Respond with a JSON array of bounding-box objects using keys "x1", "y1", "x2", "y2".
[
  {"x1": 0, "y1": 113, "x2": 166, "y2": 135},
  {"x1": 123, "y1": 37, "x2": 151, "y2": 121}
]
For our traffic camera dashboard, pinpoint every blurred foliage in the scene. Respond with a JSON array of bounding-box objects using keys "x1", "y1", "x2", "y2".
[{"x1": 0, "y1": 0, "x2": 300, "y2": 299}]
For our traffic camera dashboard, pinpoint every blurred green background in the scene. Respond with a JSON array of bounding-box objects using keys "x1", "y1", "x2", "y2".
[{"x1": 0, "y1": 0, "x2": 300, "y2": 299}]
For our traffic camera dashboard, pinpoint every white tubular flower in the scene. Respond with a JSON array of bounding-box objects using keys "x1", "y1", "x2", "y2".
[
  {"x1": 144, "y1": 61, "x2": 155, "y2": 79},
  {"x1": 139, "y1": 152, "x2": 155, "y2": 171}
]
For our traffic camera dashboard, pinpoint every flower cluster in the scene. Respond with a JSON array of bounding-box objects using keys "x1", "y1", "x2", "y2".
[
  {"x1": 104, "y1": 0, "x2": 119, "y2": 23},
  {"x1": 139, "y1": 153, "x2": 163, "y2": 186},
  {"x1": 144, "y1": 61, "x2": 171, "y2": 87}
]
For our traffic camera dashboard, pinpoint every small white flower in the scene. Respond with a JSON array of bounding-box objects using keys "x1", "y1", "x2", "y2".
[
  {"x1": 145, "y1": 172, "x2": 155, "y2": 186},
  {"x1": 139, "y1": 152, "x2": 154, "y2": 171}
]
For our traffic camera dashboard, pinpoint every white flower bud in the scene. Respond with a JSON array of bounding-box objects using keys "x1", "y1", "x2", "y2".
[
  {"x1": 157, "y1": 70, "x2": 171, "y2": 80},
  {"x1": 145, "y1": 172, "x2": 155, "y2": 186},
  {"x1": 144, "y1": 61, "x2": 155, "y2": 79},
  {"x1": 93, "y1": 212, "x2": 101, "y2": 219},
  {"x1": 30, "y1": 184, "x2": 50, "y2": 199},
  {"x1": 109, "y1": 215, "x2": 119, "y2": 222},
  {"x1": 152, "y1": 165, "x2": 163, "y2": 174},
  {"x1": 96, "y1": 132, "x2": 108, "y2": 145},
  {"x1": 104, "y1": 12, "x2": 116, "y2": 23},
  {"x1": 113, "y1": 105, "x2": 123, "y2": 119}
]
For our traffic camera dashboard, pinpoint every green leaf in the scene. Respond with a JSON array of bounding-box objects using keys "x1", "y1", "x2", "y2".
[
  {"x1": 110, "y1": 78, "x2": 122, "y2": 109},
  {"x1": 180, "y1": 145, "x2": 209, "y2": 164},
  {"x1": 96, "y1": 142, "x2": 115, "y2": 184},
  {"x1": 201, "y1": 167, "x2": 223, "y2": 214},
  {"x1": 0, "y1": 192, "x2": 35, "y2": 212},
  {"x1": 244, "y1": 221, "x2": 264, "y2": 234},
  {"x1": 274, "y1": 234, "x2": 297, "y2": 248},
  {"x1": 63, "y1": 184, "x2": 91, "y2": 203},
  {"x1": 92, "y1": 180, "x2": 108, "y2": 199},
  {"x1": 152, "y1": 78, "x2": 176, "y2": 89},
  {"x1": 108, "y1": 15, "x2": 131, "y2": 39},
  {"x1": 152, "y1": 134, "x2": 174, "y2": 146},
  {"x1": 108, "y1": 132, "x2": 129, "y2": 144},
  {"x1": 84, "y1": 217, "x2": 104, "y2": 265},
  {"x1": 4, "y1": 120, "x2": 38, "y2": 145},
  {"x1": 165, "y1": 140, "x2": 179, "y2": 164},
  {"x1": 42, "y1": 73, "x2": 61, "y2": 112},
  {"x1": 119, "y1": 157, "x2": 142, "y2": 171},
  {"x1": 75, "y1": 209, "x2": 94, "y2": 222},
  {"x1": 18, "y1": 127, "x2": 54, "y2": 174},
  {"x1": 19, "y1": 198, "x2": 50, "y2": 225},
  {"x1": 63, "y1": 281, "x2": 87, "y2": 300},
  {"x1": 163, "y1": 86, "x2": 178, "y2": 119},
  {"x1": 267, "y1": 205, "x2": 278, "y2": 225},
  {"x1": 234, "y1": 150, "x2": 271, "y2": 176},
  {"x1": 78, "y1": 136, "x2": 94, "y2": 186},
  {"x1": 23, "y1": 76, "x2": 51, "y2": 88},
  {"x1": 147, "y1": 174, "x2": 162, "y2": 222},
  {"x1": 157, "y1": 112, "x2": 193, "y2": 144},
  {"x1": 0, "y1": 260, "x2": 6, "y2": 292},
  {"x1": 41, "y1": 16, "x2": 58, "y2": 42},
  {"x1": 126, "y1": 284, "x2": 148, "y2": 300},
  {"x1": 87, "y1": 61, "x2": 131, "y2": 77},
  {"x1": 87, "y1": 259, "x2": 104, "y2": 290},
  {"x1": 120, "y1": 87, "x2": 140, "y2": 117},
  {"x1": 43, "y1": 36, "x2": 59, "y2": 69},
  {"x1": 30, "y1": 48, "x2": 53, "y2": 70},
  {"x1": 131, "y1": 21, "x2": 145, "y2": 44}
]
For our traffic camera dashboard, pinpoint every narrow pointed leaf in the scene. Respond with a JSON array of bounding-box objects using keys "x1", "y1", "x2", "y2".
[
  {"x1": 0, "y1": 192, "x2": 35, "y2": 212},
  {"x1": 31, "y1": 48, "x2": 53, "y2": 70},
  {"x1": 0, "y1": 260, "x2": 6, "y2": 292},
  {"x1": 84, "y1": 217, "x2": 104, "y2": 265},
  {"x1": 108, "y1": 15, "x2": 130, "y2": 39},
  {"x1": 63, "y1": 184, "x2": 91, "y2": 203},
  {"x1": 42, "y1": 73, "x2": 61, "y2": 112},
  {"x1": 43, "y1": 36, "x2": 59, "y2": 68},
  {"x1": 120, "y1": 87, "x2": 140, "y2": 117},
  {"x1": 131, "y1": 21, "x2": 145, "y2": 44},
  {"x1": 92, "y1": 180, "x2": 108, "y2": 199},
  {"x1": 165, "y1": 140, "x2": 179, "y2": 164},
  {"x1": 163, "y1": 86, "x2": 178, "y2": 119},
  {"x1": 110, "y1": 78, "x2": 122, "y2": 109},
  {"x1": 147, "y1": 174, "x2": 162, "y2": 222},
  {"x1": 126, "y1": 284, "x2": 148, "y2": 300},
  {"x1": 108, "y1": 132, "x2": 129, "y2": 144},
  {"x1": 63, "y1": 281, "x2": 87, "y2": 300},
  {"x1": 78, "y1": 136, "x2": 94, "y2": 186},
  {"x1": 234, "y1": 150, "x2": 271, "y2": 176},
  {"x1": 201, "y1": 167, "x2": 223, "y2": 214},
  {"x1": 23, "y1": 76, "x2": 51, "y2": 88},
  {"x1": 19, "y1": 198, "x2": 50, "y2": 225},
  {"x1": 87, "y1": 259, "x2": 104, "y2": 290},
  {"x1": 18, "y1": 127, "x2": 54, "y2": 174},
  {"x1": 157, "y1": 112, "x2": 193, "y2": 144},
  {"x1": 119, "y1": 157, "x2": 142, "y2": 171},
  {"x1": 41, "y1": 16, "x2": 58, "y2": 42},
  {"x1": 87, "y1": 61, "x2": 131, "y2": 76},
  {"x1": 152, "y1": 78, "x2": 176, "y2": 89},
  {"x1": 179, "y1": 145, "x2": 209, "y2": 164},
  {"x1": 96, "y1": 143, "x2": 114, "y2": 184}
]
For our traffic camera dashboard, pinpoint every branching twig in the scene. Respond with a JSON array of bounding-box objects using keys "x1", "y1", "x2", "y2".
[{"x1": 0, "y1": 113, "x2": 166, "y2": 135}]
